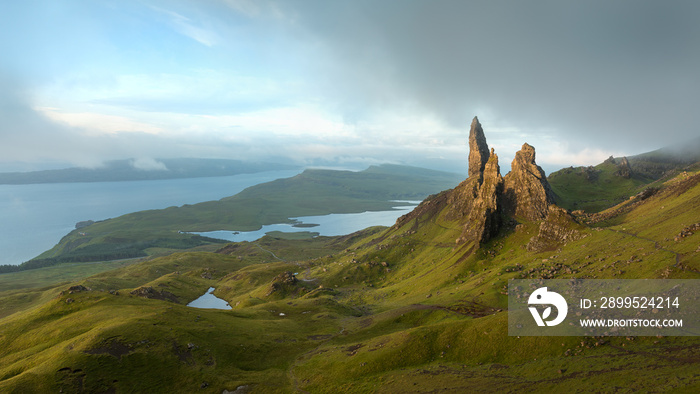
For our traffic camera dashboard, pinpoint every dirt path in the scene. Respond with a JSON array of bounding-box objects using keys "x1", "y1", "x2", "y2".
[
  {"x1": 609, "y1": 228, "x2": 680, "y2": 265},
  {"x1": 252, "y1": 242, "x2": 318, "y2": 282},
  {"x1": 606, "y1": 228, "x2": 700, "y2": 273},
  {"x1": 252, "y1": 243, "x2": 285, "y2": 261}
]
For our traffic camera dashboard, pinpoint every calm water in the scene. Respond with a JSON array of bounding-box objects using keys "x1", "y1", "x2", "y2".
[
  {"x1": 0, "y1": 170, "x2": 301, "y2": 265},
  {"x1": 191, "y1": 202, "x2": 419, "y2": 242},
  {"x1": 187, "y1": 287, "x2": 232, "y2": 310}
]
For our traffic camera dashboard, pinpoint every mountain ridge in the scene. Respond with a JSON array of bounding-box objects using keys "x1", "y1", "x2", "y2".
[{"x1": 548, "y1": 136, "x2": 700, "y2": 213}]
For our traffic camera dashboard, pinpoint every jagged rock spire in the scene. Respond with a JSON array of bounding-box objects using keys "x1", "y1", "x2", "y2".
[
  {"x1": 468, "y1": 117, "x2": 490, "y2": 180},
  {"x1": 464, "y1": 148, "x2": 503, "y2": 244},
  {"x1": 406, "y1": 118, "x2": 557, "y2": 248}
]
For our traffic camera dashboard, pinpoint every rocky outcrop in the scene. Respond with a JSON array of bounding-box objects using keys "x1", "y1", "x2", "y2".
[
  {"x1": 130, "y1": 286, "x2": 179, "y2": 303},
  {"x1": 265, "y1": 271, "x2": 302, "y2": 297},
  {"x1": 674, "y1": 223, "x2": 700, "y2": 242},
  {"x1": 452, "y1": 123, "x2": 556, "y2": 245},
  {"x1": 615, "y1": 156, "x2": 632, "y2": 178},
  {"x1": 526, "y1": 206, "x2": 584, "y2": 252},
  {"x1": 67, "y1": 284, "x2": 90, "y2": 293},
  {"x1": 581, "y1": 166, "x2": 598, "y2": 181},
  {"x1": 503, "y1": 143, "x2": 555, "y2": 221},
  {"x1": 458, "y1": 149, "x2": 503, "y2": 244},
  {"x1": 75, "y1": 220, "x2": 95, "y2": 229},
  {"x1": 59, "y1": 284, "x2": 91, "y2": 297},
  {"x1": 397, "y1": 116, "x2": 559, "y2": 247},
  {"x1": 468, "y1": 117, "x2": 490, "y2": 180}
]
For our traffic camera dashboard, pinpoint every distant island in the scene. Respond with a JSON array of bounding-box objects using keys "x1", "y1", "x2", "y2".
[{"x1": 0, "y1": 158, "x2": 299, "y2": 184}]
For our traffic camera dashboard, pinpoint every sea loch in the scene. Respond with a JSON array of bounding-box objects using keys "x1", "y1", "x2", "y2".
[{"x1": 0, "y1": 170, "x2": 301, "y2": 265}]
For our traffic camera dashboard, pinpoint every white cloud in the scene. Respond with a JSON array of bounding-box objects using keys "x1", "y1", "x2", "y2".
[
  {"x1": 36, "y1": 107, "x2": 165, "y2": 135},
  {"x1": 150, "y1": 6, "x2": 220, "y2": 47},
  {"x1": 538, "y1": 144, "x2": 618, "y2": 168}
]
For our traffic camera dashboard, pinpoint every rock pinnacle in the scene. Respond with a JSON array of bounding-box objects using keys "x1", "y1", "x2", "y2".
[
  {"x1": 468, "y1": 117, "x2": 490, "y2": 180},
  {"x1": 503, "y1": 143, "x2": 555, "y2": 221}
]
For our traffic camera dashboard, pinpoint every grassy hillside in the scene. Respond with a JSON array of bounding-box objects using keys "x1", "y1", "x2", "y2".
[
  {"x1": 0, "y1": 167, "x2": 697, "y2": 392},
  {"x1": 14, "y1": 164, "x2": 461, "y2": 270},
  {"x1": 549, "y1": 139, "x2": 700, "y2": 212},
  {"x1": 548, "y1": 161, "x2": 654, "y2": 212}
]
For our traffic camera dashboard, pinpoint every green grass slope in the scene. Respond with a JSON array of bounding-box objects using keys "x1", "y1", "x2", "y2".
[
  {"x1": 549, "y1": 140, "x2": 700, "y2": 213},
  {"x1": 0, "y1": 169, "x2": 698, "y2": 392},
  {"x1": 15, "y1": 164, "x2": 461, "y2": 270},
  {"x1": 548, "y1": 161, "x2": 653, "y2": 212}
]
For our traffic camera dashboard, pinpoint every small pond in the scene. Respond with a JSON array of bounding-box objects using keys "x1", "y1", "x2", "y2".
[{"x1": 187, "y1": 287, "x2": 232, "y2": 310}]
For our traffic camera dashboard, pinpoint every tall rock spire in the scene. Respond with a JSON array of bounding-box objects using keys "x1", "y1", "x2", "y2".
[
  {"x1": 468, "y1": 117, "x2": 490, "y2": 180},
  {"x1": 403, "y1": 117, "x2": 556, "y2": 248}
]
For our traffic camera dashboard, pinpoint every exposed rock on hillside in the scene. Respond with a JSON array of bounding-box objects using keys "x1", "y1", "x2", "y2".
[
  {"x1": 615, "y1": 156, "x2": 632, "y2": 178},
  {"x1": 265, "y1": 271, "x2": 303, "y2": 297},
  {"x1": 675, "y1": 223, "x2": 700, "y2": 242},
  {"x1": 503, "y1": 143, "x2": 555, "y2": 221},
  {"x1": 526, "y1": 206, "x2": 584, "y2": 252},
  {"x1": 59, "y1": 285, "x2": 91, "y2": 297},
  {"x1": 130, "y1": 286, "x2": 179, "y2": 303}
]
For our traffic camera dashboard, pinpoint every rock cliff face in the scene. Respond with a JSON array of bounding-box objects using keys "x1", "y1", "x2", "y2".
[
  {"x1": 615, "y1": 156, "x2": 632, "y2": 178},
  {"x1": 468, "y1": 117, "x2": 490, "y2": 180},
  {"x1": 459, "y1": 149, "x2": 503, "y2": 244},
  {"x1": 502, "y1": 143, "x2": 555, "y2": 221},
  {"x1": 456, "y1": 124, "x2": 555, "y2": 244}
]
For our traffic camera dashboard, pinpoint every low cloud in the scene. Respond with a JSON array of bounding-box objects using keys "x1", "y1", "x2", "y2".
[
  {"x1": 36, "y1": 107, "x2": 165, "y2": 135},
  {"x1": 130, "y1": 158, "x2": 168, "y2": 171}
]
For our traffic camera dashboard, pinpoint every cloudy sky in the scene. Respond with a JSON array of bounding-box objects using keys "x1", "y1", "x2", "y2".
[{"x1": 1, "y1": 0, "x2": 699, "y2": 174}]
